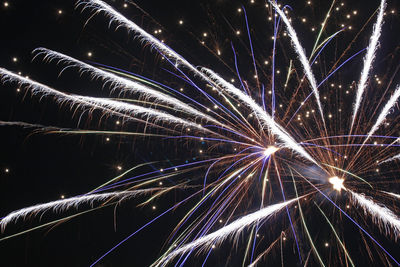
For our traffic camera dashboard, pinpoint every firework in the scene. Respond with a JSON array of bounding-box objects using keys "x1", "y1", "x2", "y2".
[{"x1": 1, "y1": 0, "x2": 399, "y2": 266}]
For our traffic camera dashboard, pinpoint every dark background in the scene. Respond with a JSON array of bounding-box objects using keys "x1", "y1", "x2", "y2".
[{"x1": 0, "y1": 0, "x2": 399, "y2": 266}]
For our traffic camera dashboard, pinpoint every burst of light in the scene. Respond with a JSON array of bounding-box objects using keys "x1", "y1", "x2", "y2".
[
  {"x1": 264, "y1": 146, "x2": 279, "y2": 157},
  {"x1": 329, "y1": 176, "x2": 345, "y2": 192}
]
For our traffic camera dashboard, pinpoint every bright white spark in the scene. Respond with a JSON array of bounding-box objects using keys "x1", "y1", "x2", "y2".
[
  {"x1": 351, "y1": 0, "x2": 386, "y2": 129},
  {"x1": 328, "y1": 176, "x2": 345, "y2": 191},
  {"x1": 366, "y1": 84, "x2": 400, "y2": 141},
  {"x1": 264, "y1": 146, "x2": 279, "y2": 157},
  {"x1": 155, "y1": 198, "x2": 299, "y2": 266},
  {"x1": 269, "y1": 0, "x2": 325, "y2": 124},
  {"x1": 350, "y1": 190, "x2": 400, "y2": 240},
  {"x1": 0, "y1": 190, "x2": 154, "y2": 232}
]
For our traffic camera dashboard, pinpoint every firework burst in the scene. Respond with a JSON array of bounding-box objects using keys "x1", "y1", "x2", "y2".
[{"x1": 1, "y1": 0, "x2": 400, "y2": 266}]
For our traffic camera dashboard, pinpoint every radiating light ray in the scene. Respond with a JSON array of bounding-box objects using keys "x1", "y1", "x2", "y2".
[
  {"x1": 34, "y1": 48, "x2": 229, "y2": 129},
  {"x1": 0, "y1": 69, "x2": 205, "y2": 132},
  {"x1": 315, "y1": 203, "x2": 355, "y2": 267},
  {"x1": 366, "y1": 84, "x2": 400, "y2": 141},
  {"x1": 379, "y1": 154, "x2": 400, "y2": 164},
  {"x1": 154, "y1": 198, "x2": 300, "y2": 267},
  {"x1": 290, "y1": 170, "x2": 325, "y2": 267},
  {"x1": 350, "y1": 190, "x2": 400, "y2": 240},
  {"x1": 0, "y1": 190, "x2": 157, "y2": 232},
  {"x1": 351, "y1": 0, "x2": 387, "y2": 129},
  {"x1": 269, "y1": 0, "x2": 325, "y2": 125},
  {"x1": 202, "y1": 68, "x2": 319, "y2": 166},
  {"x1": 382, "y1": 191, "x2": 400, "y2": 199}
]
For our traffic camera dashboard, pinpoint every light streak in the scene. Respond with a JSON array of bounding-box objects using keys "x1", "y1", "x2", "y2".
[{"x1": 351, "y1": 0, "x2": 386, "y2": 129}]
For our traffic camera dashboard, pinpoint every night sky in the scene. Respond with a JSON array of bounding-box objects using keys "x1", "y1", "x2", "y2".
[{"x1": 0, "y1": 0, "x2": 400, "y2": 266}]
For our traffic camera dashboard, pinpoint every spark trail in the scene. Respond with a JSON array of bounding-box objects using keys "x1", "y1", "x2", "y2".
[{"x1": 351, "y1": 0, "x2": 386, "y2": 129}]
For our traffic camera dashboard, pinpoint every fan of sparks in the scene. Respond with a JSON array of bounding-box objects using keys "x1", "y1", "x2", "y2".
[{"x1": 1, "y1": 0, "x2": 400, "y2": 266}]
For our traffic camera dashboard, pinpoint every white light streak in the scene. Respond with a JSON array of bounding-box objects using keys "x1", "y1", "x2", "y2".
[
  {"x1": 350, "y1": 190, "x2": 400, "y2": 240},
  {"x1": 156, "y1": 198, "x2": 299, "y2": 266},
  {"x1": 351, "y1": 0, "x2": 386, "y2": 128},
  {"x1": 1, "y1": 190, "x2": 154, "y2": 231},
  {"x1": 366, "y1": 84, "x2": 400, "y2": 141},
  {"x1": 269, "y1": 0, "x2": 325, "y2": 123}
]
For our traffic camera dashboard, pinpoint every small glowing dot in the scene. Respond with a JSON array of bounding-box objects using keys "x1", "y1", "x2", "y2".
[
  {"x1": 179, "y1": 20, "x2": 183, "y2": 25},
  {"x1": 376, "y1": 169, "x2": 379, "y2": 172},
  {"x1": 159, "y1": 181, "x2": 163, "y2": 186},
  {"x1": 117, "y1": 166, "x2": 122, "y2": 170},
  {"x1": 311, "y1": 27, "x2": 316, "y2": 32},
  {"x1": 5, "y1": 168, "x2": 9, "y2": 173},
  {"x1": 256, "y1": 234, "x2": 260, "y2": 237},
  {"x1": 199, "y1": 150, "x2": 203, "y2": 153},
  {"x1": 4, "y1": 2, "x2": 8, "y2": 7},
  {"x1": 302, "y1": 18, "x2": 306, "y2": 23},
  {"x1": 12, "y1": 57, "x2": 18, "y2": 62},
  {"x1": 307, "y1": 1, "x2": 311, "y2": 5},
  {"x1": 219, "y1": 219, "x2": 223, "y2": 223},
  {"x1": 283, "y1": 237, "x2": 286, "y2": 241},
  {"x1": 276, "y1": 70, "x2": 280, "y2": 74},
  {"x1": 353, "y1": 10, "x2": 357, "y2": 15},
  {"x1": 87, "y1": 52, "x2": 92, "y2": 57},
  {"x1": 328, "y1": 114, "x2": 332, "y2": 118},
  {"x1": 58, "y1": 10, "x2": 63, "y2": 15},
  {"x1": 250, "y1": 0, "x2": 255, "y2": 4},
  {"x1": 60, "y1": 195, "x2": 65, "y2": 199},
  {"x1": 346, "y1": 205, "x2": 350, "y2": 208},
  {"x1": 16, "y1": 88, "x2": 20, "y2": 92},
  {"x1": 264, "y1": 60, "x2": 269, "y2": 65},
  {"x1": 325, "y1": 242, "x2": 329, "y2": 247},
  {"x1": 212, "y1": 244, "x2": 216, "y2": 249},
  {"x1": 391, "y1": 10, "x2": 396, "y2": 14},
  {"x1": 174, "y1": 168, "x2": 178, "y2": 171},
  {"x1": 238, "y1": 8, "x2": 242, "y2": 13},
  {"x1": 346, "y1": 14, "x2": 351, "y2": 19},
  {"x1": 203, "y1": 32, "x2": 208, "y2": 37},
  {"x1": 106, "y1": 137, "x2": 110, "y2": 142},
  {"x1": 231, "y1": 78, "x2": 235, "y2": 83},
  {"x1": 160, "y1": 169, "x2": 164, "y2": 172},
  {"x1": 152, "y1": 206, "x2": 156, "y2": 210},
  {"x1": 236, "y1": 30, "x2": 241, "y2": 35},
  {"x1": 123, "y1": 3, "x2": 128, "y2": 8},
  {"x1": 116, "y1": 121, "x2": 120, "y2": 125}
]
